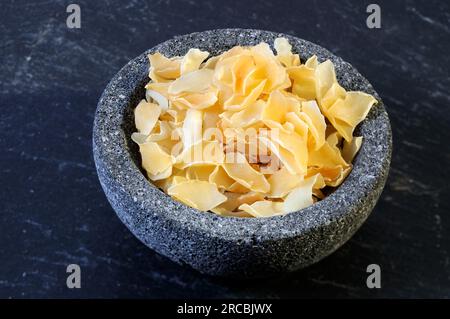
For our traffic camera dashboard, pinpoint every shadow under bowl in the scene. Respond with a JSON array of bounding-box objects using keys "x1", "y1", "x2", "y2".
[{"x1": 93, "y1": 28, "x2": 392, "y2": 278}]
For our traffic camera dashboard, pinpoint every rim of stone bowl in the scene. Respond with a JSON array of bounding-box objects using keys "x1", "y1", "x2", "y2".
[{"x1": 93, "y1": 28, "x2": 392, "y2": 243}]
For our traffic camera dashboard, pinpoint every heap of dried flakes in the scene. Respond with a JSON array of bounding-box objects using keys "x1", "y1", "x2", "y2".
[{"x1": 131, "y1": 37, "x2": 377, "y2": 217}]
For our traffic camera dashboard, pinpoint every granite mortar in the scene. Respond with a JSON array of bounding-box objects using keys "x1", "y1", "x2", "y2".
[{"x1": 93, "y1": 29, "x2": 392, "y2": 277}]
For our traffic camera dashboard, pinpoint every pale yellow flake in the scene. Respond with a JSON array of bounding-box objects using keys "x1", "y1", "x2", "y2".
[
  {"x1": 134, "y1": 100, "x2": 161, "y2": 135},
  {"x1": 268, "y1": 166, "x2": 303, "y2": 198},
  {"x1": 283, "y1": 175, "x2": 318, "y2": 213},
  {"x1": 342, "y1": 136, "x2": 363, "y2": 163},
  {"x1": 180, "y1": 48, "x2": 209, "y2": 74},
  {"x1": 222, "y1": 152, "x2": 270, "y2": 193},
  {"x1": 168, "y1": 180, "x2": 227, "y2": 211},
  {"x1": 239, "y1": 200, "x2": 284, "y2": 217},
  {"x1": 139, "y1": 142, "x2": 174, "y2": 176},
  {"x1": 168, "y1": 69, "x2": 214, "y2": 95}
]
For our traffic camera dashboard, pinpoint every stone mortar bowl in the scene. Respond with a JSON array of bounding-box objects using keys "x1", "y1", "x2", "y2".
[{"x1": 93, "y1": 29, "x2": 392, "y2": 278}]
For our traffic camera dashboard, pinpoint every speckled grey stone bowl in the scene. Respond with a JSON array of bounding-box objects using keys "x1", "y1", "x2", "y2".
[{"x1": 93, "y1": 29, "x2": 392, "y2": 278}]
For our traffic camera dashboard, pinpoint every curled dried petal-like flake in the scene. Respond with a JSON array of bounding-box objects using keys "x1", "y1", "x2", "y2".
[
  {"x1": 181, "y1": 48, "x2": 209, "y2": 74},
  {"x1": 168, "y1": 180, "x2": 227, "y2": 211},
  {"x1": 168, "y1": 69, "x2": 214, "y2": 95},
  {"x1": 134, "y1": 100, "x2": 161, "y2": 135}
]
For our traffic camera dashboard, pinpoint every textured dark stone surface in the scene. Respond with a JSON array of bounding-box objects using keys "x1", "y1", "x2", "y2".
[
  {"x1": 1, "y1": 0, "x2": 449, "y2": 298},
  {"x1": 93, "y1": 29, "x2": 392, "y2": 277}
]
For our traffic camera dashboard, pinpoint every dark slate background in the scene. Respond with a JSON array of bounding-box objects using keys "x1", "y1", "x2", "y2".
[{"x1": 1, "y1": 0, "x2": 449, "y2": 298}]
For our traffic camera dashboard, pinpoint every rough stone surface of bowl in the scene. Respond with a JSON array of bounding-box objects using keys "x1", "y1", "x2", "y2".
[{"x1": 93, "y1": 29, "x2": 392, "y2": 277}]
